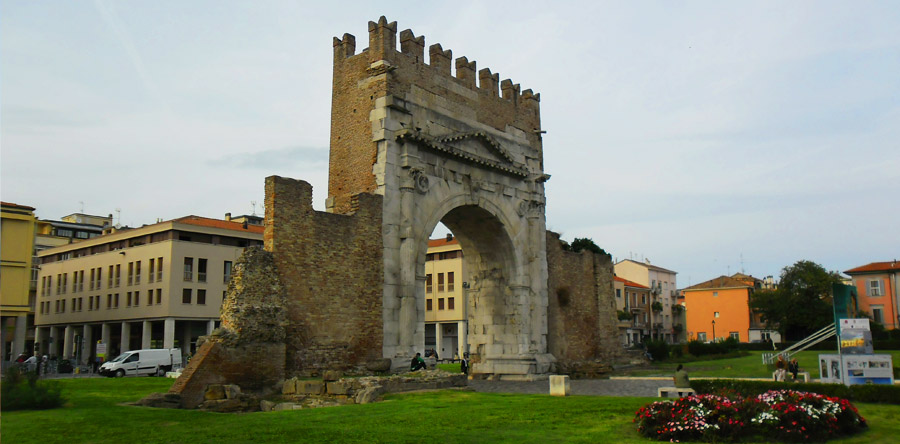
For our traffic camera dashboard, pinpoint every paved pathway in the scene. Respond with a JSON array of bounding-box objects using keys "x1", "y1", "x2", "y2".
[{"x1": 468, "y1": 377, "x2": 674, "y2": 397}]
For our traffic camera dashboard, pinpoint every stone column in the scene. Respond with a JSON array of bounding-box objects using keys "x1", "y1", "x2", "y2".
[
  {"x1": 141, "y1": 320, "x2": 152, "y2": 349},
  {"x1": 81, "y1": 324, "x2": 93, "y2": 365},
  {"x1": 458, "y1": 320, "x2": 468, "y2": 358},
  {"x1": 397, "y1": 177, "x2": 416, "y2": 356},
  {"x1": 100, "y1": 323, "x2": 111, "y2": 356},
  {"x1": 121, "y1": 322, "x2": 131, "y2": 353},
  {"x1": 63, "y1": 325, "x2": 74, "y2": 359},
  {"x1": 48, "y1": 326, "x2": 59, "y2": 357},
  {"x1": 163, "y1": 317, "x2": 175, "y2": 350},
  {"x1": 206, "y1": 320, "x2": 215, "y2": 335},
  {"x1": 34, "y1": 327, "x2": 46, "y2": 356},
  {"x1": 435, "y1": 322, "x2": 443, "y2": 358},
  {"x1": 12, "y1": 315, "x2": 27, "y2": 358}
]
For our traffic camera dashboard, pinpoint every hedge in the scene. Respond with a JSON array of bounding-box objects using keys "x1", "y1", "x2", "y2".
[{"x1": 691, "y1": 379, "x2": 900, "y2": 404}]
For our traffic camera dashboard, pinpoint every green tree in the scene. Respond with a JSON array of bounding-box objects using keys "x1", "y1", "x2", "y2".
[
  {"x1": 750, "y1": 260, "x2": 843, "y2": 341},
  {"x1": 569, "y1": 238, "x2": 607, "y2": 255}
]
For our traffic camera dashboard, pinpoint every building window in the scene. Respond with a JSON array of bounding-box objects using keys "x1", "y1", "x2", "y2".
[
  {"x1": 438, "y1": 273, "x2": 444, "y2": 292},
  {"x1": 224, "y1": 261, "x2": 233, "y2": 283},
  {"x1": 616, "y1": 289, "x2": 621, "y2": 298},
  {"x1": 114, "y1": 293, "x2": 119, "y2": 308},
  {"x1": 156, "y1": 289, "x2": 162, "y2": 305},
  {"x1": 730, "y1": 332, "x2": 740, "y2": 341},
  {"x1": 182, "y1": 288, "x2": 192, "y2": 304},
  {"x1": 641, "y1": 294, "x2": 646, "y2": 304},
  {"x1": 56, "y1": 228, "x2": 73, "y2": 237},
  {"x1": 61, "y1": 299, "x2": 66, "y2": 313},
  {"x1": 426, "y1": 299, "x2": 433, "y2": 311},
  {"x1": 448, "y1": 297, "x2": 455, "y2": 310},
  {"x1": 135, "y1": 261, "x2": 141, "y2": 285},
  {"x1": 448, "y1": 272, "x2": 454, "y2": 292},
  {"x1": 77, "y1": 297, "x2": 83, "y2": 311},
  {"x1": 127, "y1": 292, "x2": 132, "y2": 307},
  {"x1": 127, "y1": 262, "x2": 134, "y2": 286},
  {"x1": 108, "y1": 265, "x2": 114, "y2": 287},
  {"x1": 157, "y1": 257, "x2": 164, "y2": 281},
  {"x1": 184, "y1": 257, "x2": 193, "y2": 281},
  {"x1": 438, "y1": 298, "x2": 445, "y2": 310},
  {"x1": 198, "y1": 258, "x2": 207, "y2": 283},
  {"x1": 115, "y1": 264, "x2": 121, "y2": 287},
  {"x1": 426, "y1": 274, "x2": 432, "y2": 293},
  {"x1": 871, "y1": 305, "x2": 884, "y2": 324},
  {"x1": 714, "y1": 312, "x2": 720, "y2": 318},
  {"x1": 134, "y1": 291, "x2": 140, "y2": 306},
  {"x1": 868, "y1": 279, "x2": 884, "y2": 297},
  {"x1": 197, "y1": 289, "x2": 206, "y2": 305},
  {"x1": 697, "y1": 332, "x2": 707, "y2": 342},
  {"x1": 107, "y1": 294, "x2": 112, "y2": 309},
  {"x1": 149, "y1": 258, "x2": 155, "y2": 282}
]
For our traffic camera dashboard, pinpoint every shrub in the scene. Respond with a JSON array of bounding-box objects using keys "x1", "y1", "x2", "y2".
[
  {"x1": 644, "y1": 339, "x2": 669, "y2": 361},
  {"x1": 691, "y1": 379, "x2": 900, "y2": 405},
  {"x1": 1, "y1": 368, "x2": 65, "y2": 411},
  {"x1": 616, "y1": 310, "x2": 633, "y2": 321},
  {"x1": 635, "y1": 390, "x2": 866, "y2": 443}
]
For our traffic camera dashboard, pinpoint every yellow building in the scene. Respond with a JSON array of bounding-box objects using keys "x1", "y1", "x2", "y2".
[
  {"x1": 1, "y1": 202, "x2": 38, "y2": 361},
  {"x1": 424, "y1": 235, "x2": 467, "y2": 359},
  {"x1": 35, "y1": 215, "x2": 263, "y2": 363}
]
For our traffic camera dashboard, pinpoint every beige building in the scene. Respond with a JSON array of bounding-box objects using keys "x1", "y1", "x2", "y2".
[
  {"x1": 34, "y1": 215, "x2": 263, "y2": 363},
  {"x1": 615, "y1": 259, "x2": 679, "y2": 343},
  {"x1": 613, "y1": 276, "x2": 652, "y2": 346},
  {"x1": 1, "y1": 202, "x2": 38, "y2": 361},
  {"x1": 424, "y1": 235, "x2": 467, "y2": 359}
]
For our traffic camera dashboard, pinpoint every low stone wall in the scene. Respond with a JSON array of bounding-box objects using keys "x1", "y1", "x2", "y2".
[{"x1": 274, "y1": 370, "x2": 468, "y2": 410}]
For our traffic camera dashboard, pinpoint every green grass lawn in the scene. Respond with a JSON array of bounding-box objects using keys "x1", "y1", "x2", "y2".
[
  {"x1": 615, "y1": 350, "x2": 900, "y2": 379},
  {"x1": 3, "y1": 378, "x2": 898, "y2": 443}
]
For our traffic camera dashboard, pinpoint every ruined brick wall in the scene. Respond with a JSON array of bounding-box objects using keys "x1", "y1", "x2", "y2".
[
  {"x1": 266, "y1": 176, "x2": 384, "y2": 376},
  {"x1": 327, "y1": 17, "x2": 543, "y2": 214},
  {"x1": 546, "y1": 231, "x2": 623, "y2": 374},
  {"x1": 170, "y1": 341, "x2": 285, "y2": 409}
]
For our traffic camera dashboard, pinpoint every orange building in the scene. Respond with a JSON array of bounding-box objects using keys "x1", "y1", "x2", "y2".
[
  {"x1": 845, "y1": 261, "x2": 899, "y2": 330},
  {"x1": 683, "y1": 275, "x2": 780, "y2": 343}
]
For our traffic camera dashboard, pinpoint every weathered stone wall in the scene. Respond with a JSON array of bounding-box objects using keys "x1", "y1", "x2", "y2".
[
  {"x1": 546, "y1": 231, "x2": 623, "y2": 375},
  {"x1": 170, "y1": 341, "x2": 286, "y2": 409},
  {"x1": 265, "y1": 176, "x2": 384, "y2": 376}
]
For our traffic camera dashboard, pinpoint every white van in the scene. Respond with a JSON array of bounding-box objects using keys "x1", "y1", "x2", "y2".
[{"x1": 100, "y1": 348, "x2": 183, "y2": 377}]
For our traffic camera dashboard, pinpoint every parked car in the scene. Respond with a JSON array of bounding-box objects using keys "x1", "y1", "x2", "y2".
[{"x1": 100, "y1": 348, "x2": 182, "y2": 377}]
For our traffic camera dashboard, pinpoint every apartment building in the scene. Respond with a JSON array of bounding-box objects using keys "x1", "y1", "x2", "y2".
[
  {"x1": 614, "y1": 259, "x2": 679, "y2": 343},
  {"x1": 682, "y1": 275, "x2": 781, "y2": 343},
  {"x1": 1, "y1": 202, "x2": 37, "y2": 361},
  {"x1": 613, "y1": 276, "x2": 651, "y2": 346},
  {"x1": 424, "y1": 235, "x2": 467, "y2": 359},
  {"x1": 34, "y1": 215, "x2": 263, "y2": 364},
  {"x1": 845, "y1": 261, "x2": 899, "y2": 330}
]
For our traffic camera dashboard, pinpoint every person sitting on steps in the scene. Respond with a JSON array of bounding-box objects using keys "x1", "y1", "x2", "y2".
[{"x1": 410, "y1": 352, "x2": 426, "y2": 371}]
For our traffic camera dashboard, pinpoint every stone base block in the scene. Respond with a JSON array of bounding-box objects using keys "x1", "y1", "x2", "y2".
[{"x1": 549, "y1": 375, "x2": 569, "y2": 396}]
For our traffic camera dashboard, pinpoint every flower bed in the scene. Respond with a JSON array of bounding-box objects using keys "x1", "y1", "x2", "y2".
[{"x1": 634, "y1": 390, "x2": 867, "y2": 442}]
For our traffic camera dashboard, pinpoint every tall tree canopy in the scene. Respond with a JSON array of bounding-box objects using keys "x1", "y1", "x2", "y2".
[{"x1": 749, "y1": 260, "x2": 844, "y2": 341}]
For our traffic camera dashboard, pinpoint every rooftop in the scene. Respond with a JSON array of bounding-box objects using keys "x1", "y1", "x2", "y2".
[
  {"x1": 684, "y1": 275, "x2": 751, "y2": 291},
  {"x1": 845, "y1": 261, "x2": 900, "y2": 274},
  {"x1": 1, "y1": 201, "x2": 36, "y2": 211},
  {"x1": 616, "y1": 258, "x2": 677, "y2": 274},
  {"x1": 428, "y1": 237, "x2": 460, "y2": 248},
  {"x1": 174, "y1": 215, "x2": 264, "y2": 234},
  {"x1": 614, "y1": 276, "x2": 650, "y2": 289}
]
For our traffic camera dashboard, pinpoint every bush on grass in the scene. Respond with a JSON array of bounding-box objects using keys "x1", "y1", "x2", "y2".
[
  {"x1": 635, "y1": 390, "x2": 866, "y2": 443},
  {"x1": 1, "y1": 367, "x2": 65, "y2": 411},
  {"x1": 644, "y1": 339, "x2": 670, "y2": 361},
  {"x1": 687, "y1": 337, "x2": 741, "y2": 356},
  {"x1": 691, "y1": 379, "x2": 900, "y2": 405}
]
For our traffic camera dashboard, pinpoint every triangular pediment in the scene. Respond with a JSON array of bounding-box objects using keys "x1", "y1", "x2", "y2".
[{"x1": 396, "y1": 130, "x2": 528, "y2": 178}]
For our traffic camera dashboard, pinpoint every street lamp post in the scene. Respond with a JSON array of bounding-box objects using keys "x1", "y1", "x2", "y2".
[{"x1": 711, "y1": 319, "x2": 716, "y2": 343}]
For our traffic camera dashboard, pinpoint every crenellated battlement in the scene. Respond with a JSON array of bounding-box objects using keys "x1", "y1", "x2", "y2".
[{"x1": 332, "y1": 16, "x2": 540, "y2": 106}]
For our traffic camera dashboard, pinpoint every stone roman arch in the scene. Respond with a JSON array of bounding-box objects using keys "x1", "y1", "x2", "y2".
[{"x1": 324, "y1": 18, "x2": 554, "y2": 376}]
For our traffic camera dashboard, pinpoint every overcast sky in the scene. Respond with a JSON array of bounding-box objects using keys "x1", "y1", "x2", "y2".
[{"x1": 2, "y1": 1, "x2": 898, "y2": 285}]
